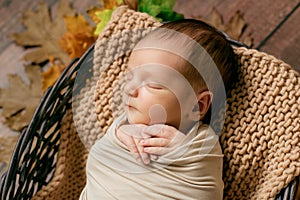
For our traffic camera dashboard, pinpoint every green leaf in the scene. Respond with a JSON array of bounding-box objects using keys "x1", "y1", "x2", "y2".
[
  {"x1": 138, "y1": 0, "x2": 183, "y2": 22},
  {"x1": 116, "y1": 0, "x2": 123, "y2": 4},
  {"x1": 138, "y1": 0, "x2": 161, "y2": 17},
  {"x1": 160, "y1": 0, "x2": 175, "y2": 11},
  {"x1": 158, "y1": 11, "x2": 184, "y2": 22},
  {"x1": 94, "y1": 9, "x2": 113, "y2": 35}
]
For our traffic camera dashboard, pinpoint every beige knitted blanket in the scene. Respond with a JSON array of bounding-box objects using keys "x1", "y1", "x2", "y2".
[
  {"x1": 221, "y1": 47, "x2": 300, "y2": 199},
  {"x1": 79, "y1": 113, "x2": 224, "y2": 199}
]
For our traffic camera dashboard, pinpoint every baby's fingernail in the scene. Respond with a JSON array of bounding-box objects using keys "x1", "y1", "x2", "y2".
[
  {"x1": 150, "y1": 155, "x2": 158, "y2": 160},
  {"x1": 144, "y1": 158, "x2": 150, "y2": 165},
  {"x1": 145, "y1": 158, "x2": 150, "y2": 165},
  {"x1": 140, "y1": 139, "x2": 145, "y2": 144}
]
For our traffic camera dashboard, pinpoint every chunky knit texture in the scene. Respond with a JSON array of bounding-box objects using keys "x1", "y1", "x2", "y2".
[
  {"x1": 222, "y1": 47, "x2": 300, "y2": 199},
  {"x1": 32, "y1": 5, "x2": 299, "y2": 199}
]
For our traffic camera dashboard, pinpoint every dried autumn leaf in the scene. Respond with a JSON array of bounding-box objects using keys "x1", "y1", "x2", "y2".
[
  {"x1": 93, "y1": 0, "x2": 123, "y2": 36},
  {"x1": 10, "y1": 1, "x2": 75, "y2": 65},
  {"x1": 193, "y1": 8, "x2": 252, "y2": 46},
  {"x1": 123, "y1": 0, "x2": 138, "y2": 11},
  {"x1": 224, "y1": 10, "x2": 246, "y2": 40},
  {"x1": 0, "y1": 134, "x2": 19, "y2": 173},
  {"x1": 243, "y1": 34, "x2": 254, "y2": 47},
  {"x1": 0, "y1": 65, "x2": 43, "y2": 131},
  {"x1": 94, "y1": 9, "x2": 114, "y2": 35},
  {"x1": 87, "y1": 6, "x2": 103, "y2": 24},
  {"x1": 59, "y1": 14, "x2": 97, "y2": 59},
  {"x1": 104, "y1": 0, "x2": 123, "y2": 9},
  {"x1": 42, "y1": 64, "x2": 65, "y2": 92},
  {"x1": 204, "y1": 8, "x2": 225, "y2": 32}
]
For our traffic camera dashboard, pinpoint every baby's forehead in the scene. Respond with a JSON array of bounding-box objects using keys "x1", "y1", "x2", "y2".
[{"x1": 128, "y1": 48, "x2": 187, "y2": 70}]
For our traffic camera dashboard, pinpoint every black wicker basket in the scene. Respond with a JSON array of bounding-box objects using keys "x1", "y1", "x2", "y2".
[
  {"x1": 0, "y1": 41, "x2": 299, "y2": 199},
  {"x1": 0, "y1": 43, "x2": 94, "y2": 200}
]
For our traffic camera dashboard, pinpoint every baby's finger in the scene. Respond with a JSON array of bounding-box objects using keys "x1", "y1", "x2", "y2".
[
  {"x1": 134, "y1": 139, "x2": 150, "y2": 164},
  {"x1": 150, "y1": 154, "x2": 158, "y2": 160},
  {"x1": 117, "y1": 128, "x2": 140, "y2": 160},
  {"x1": 143, "y1": 124, "x2": 178, "y2": 139},
  {"x1": 144, "y1": 146, "x2": 170, "y2": 155},
  {"x1": 140, "y1": 138, "x2": 170, "y2": 147},
  {"x1": 119, "y1": 124, "x2": 147, "y2": 139}
]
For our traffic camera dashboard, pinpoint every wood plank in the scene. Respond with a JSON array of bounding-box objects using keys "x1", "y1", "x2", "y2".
[
  {"x1": 174, "y1": 0, "x2": 300, "y2": 71},
  {"x1": 174, "y1": 0, "x2": 222, "y2": 18},
  {"x1": 259, "y1": 6, "x2": 300, "y2": 72},
  {"x1": 215, "y1": 0, "x2": 299, "y2": 48},
  {"x1": 175, "y1": 0, "x2": 299, "y2": 48}
]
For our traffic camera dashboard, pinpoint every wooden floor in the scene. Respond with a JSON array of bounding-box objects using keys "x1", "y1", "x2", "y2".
[
  {"x1": 174, "y1": 0, "x2": 300, "y2": 71},
  {"x1": 0, "y1": 0, "x2": 299, "y2": 176}
]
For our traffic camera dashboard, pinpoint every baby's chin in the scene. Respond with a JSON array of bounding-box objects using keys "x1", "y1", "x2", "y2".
[
  {"x1": 127, "y1": 117, "x2": 166, "y2": 126},
  {"x1": 127, "y1": 115, "x2": 150, "y2": 125}
]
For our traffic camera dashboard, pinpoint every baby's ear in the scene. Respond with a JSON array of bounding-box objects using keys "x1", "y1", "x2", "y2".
[{"x1": 189, "y1": 91, "x2": 213, "y2": 121}]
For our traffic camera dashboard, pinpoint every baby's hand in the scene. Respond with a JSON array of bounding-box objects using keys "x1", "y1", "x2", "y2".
[
  {"x1": 116, "y1": 124, "x2": 151, "y2": 164},
  {"x1": 140, "y1": 124, "x2": 186, "y2": 155}
]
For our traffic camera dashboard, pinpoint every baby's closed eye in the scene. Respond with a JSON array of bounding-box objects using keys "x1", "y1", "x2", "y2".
[{"x1": 145, "y1": 82, "x2": 164, "y2": 90}]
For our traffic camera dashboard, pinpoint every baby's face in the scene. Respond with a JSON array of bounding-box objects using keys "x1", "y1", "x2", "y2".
[{"x1": 123, "y1": 49, "x2": 198, "y2": 131}]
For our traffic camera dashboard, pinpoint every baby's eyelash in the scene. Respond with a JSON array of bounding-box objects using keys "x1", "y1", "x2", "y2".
[{"x1": 146, "y1": 83, "x2": 164, "y2": 89}]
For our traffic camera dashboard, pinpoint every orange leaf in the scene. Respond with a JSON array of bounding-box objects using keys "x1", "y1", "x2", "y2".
[
  {"x1": 103, "y1": 0, "x2": 120, "y2": 9},
  {"x1": 41, "y1": 64, "x2": 65, "y2": 92},
  {"x1": 59, "y1": 14, "x2": 97, "y2": 59},
  {"x1": 87, "y1": 6, "x2": 104, "y2": 24}
]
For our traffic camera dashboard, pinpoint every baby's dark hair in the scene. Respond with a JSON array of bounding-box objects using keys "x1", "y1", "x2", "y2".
[
  {"x1": 136, "y1": 19, "x2": 239, "y2": 94},
  {"x1": 160, "y1": 19, "x2": 238, "y2": 93}
]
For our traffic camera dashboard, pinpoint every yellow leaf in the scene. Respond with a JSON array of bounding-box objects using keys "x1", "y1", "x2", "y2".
[
  {"x1": 103, "y1": 0, "x2": 122, "y2": 9},
  {"x1": 41, "y1": 64, "x2": 65, "y2": 92},
  {"x1": 59, "y1": 14, "x2": 97, "y2": 59},
  {"x1": 87, "y1": 6, "x2": 104, "y2": 24},
  {"x1": 94, "y1": 9, "x2": 114, "y2": 36},
  {"x1": 64, "y1": 14, "x2": 94, "y2": 33}
]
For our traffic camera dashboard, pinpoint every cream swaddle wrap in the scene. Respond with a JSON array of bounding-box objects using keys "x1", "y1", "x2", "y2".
[{"x1": 80, "y1": 113, "x2": 223, "y2": 199}]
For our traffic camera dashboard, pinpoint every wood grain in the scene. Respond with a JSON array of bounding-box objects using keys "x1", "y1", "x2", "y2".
[
  {"x1": 260, "y1": 6, "x2": 300, "y2": 71},
  {"x1": 174, "y1": 0, "x2": 300, "y2": 70}
]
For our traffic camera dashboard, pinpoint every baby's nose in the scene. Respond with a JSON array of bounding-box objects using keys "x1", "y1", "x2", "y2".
[{"x1": 124, "y1": 81, "x2": 139, "y2": 97}]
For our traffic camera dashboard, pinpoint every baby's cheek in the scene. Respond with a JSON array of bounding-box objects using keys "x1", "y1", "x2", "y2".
[{"x1": 148, "y1": 104, "x2": 168, "y2": 124}]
